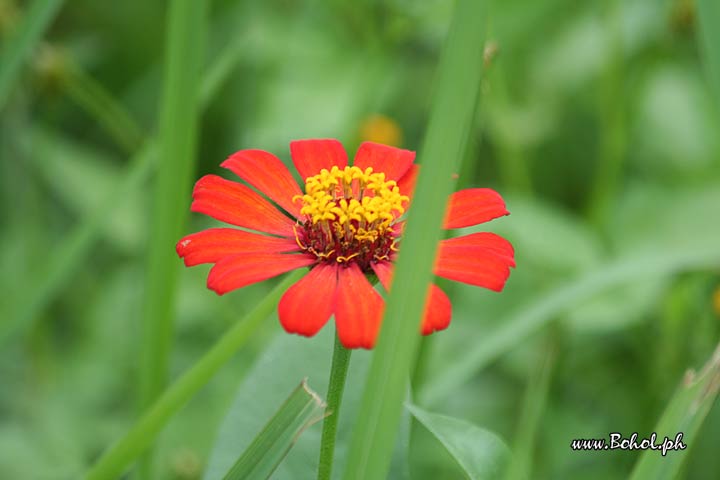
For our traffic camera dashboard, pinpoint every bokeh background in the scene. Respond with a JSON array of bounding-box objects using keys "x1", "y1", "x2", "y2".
[{"x1": 2, "y1": 0, "x2": 720, "y2": 478}]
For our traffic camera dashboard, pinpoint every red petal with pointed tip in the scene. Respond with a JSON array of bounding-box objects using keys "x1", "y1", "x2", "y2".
[
  {"x1": 176, "y1": 228, "x2": 299, "y2": 266},
  {"x1": 396, "y1": 164, "x2": 419, "y2": 212},
  {"x1": 334, "y1": 263, "x2": 384, "y2": 349},
  {"x1": 434, "y1": 232, "x2": 515, "y2": 292},
  {"x1": 443, "y1": 188, "x2": 509, "y2": 229},
  {"x1": 207, "y1": 253, "x2": 315, "y2": 295},
  {"x1": 290, "y1": 139, "x2": 348, "y2": 182},
  {"x1": 222, "y1": 150, "x2": 303, "y2": 218},
  {"x1": 353, "y1": 142, "x2": 415, "y2": 181},
  {"x1": 372, "y1": 261, "x2": 451, "y2": 335},
  {"x1": 278, "y1": 263, "x2": 337, "y2": 337},
  {"x1": 191, "y1": 175, "x2": 296, "y2": 237}
]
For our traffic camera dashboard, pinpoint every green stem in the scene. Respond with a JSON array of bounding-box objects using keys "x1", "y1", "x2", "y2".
[
  {"x1": 84, "y1": 270, "x2": 304, "y2": 480},
  {"x1": 317, "y1": 331, "x2": 352, "y2": 480}
]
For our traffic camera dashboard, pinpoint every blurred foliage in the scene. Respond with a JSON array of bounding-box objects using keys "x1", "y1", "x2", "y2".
[{"x1": 1, "y1": 0, "x2": 720, "y2": 479}]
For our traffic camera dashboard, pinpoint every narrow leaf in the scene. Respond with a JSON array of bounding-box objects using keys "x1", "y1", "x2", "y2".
[
  {"x1": 407, "y1": 404, "x2": 510, "y2": 480},
  {"x1": 697, "y1": 0, "x2": 720, "y2": 110},
  {"x1": 223, "y1": 380, "x2": 327, "y2": 480},
  {"x1": 629, "y1": 342, "x2": 720, "y2": 480}
]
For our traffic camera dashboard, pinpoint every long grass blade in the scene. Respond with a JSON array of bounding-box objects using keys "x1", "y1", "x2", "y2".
[
  {"x1": 0, "y1": 0, "x2": 64, "y2": 110},
  {"x1": 419, "y1": 247, "x2": 720, "y2": 406},
  {"x1": 138, "y1": 0, "x2": 207, "y2": 477},
  {"x1": 83, "y1": 269, "x2": 305, "y2": 480},
  {"x1": 629, "y1": 342, "x2": 720, "y2": 480},
  {"x1": 697, "y1": 0, "x2": 720, "y2": 109},
  {"x1": 341, "y1": 1, "x2": 488, "y2": 478}
]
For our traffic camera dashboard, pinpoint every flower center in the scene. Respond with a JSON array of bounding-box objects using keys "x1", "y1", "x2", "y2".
[{"x1": 293, "y1": 165, "x2": 408, "y2": 271}]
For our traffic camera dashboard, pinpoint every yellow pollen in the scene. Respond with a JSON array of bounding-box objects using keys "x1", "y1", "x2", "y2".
[{"x1": 294, "y1": 165, "x2": 408, "y2": 235}]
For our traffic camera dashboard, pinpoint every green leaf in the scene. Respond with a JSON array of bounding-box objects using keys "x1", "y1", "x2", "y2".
[
  {"x1": 629, "y1": 343, "x2": 720, "y2": 480},
  {"x1": 407, "y1": 404, "x2": 510, "y2": 480},
  {"x1": 0, "y1": 0, "x2": 64, "y2": 110},
  {"x1": 342, "y1": 1, "x2": 488, "y2": 478},
  {"x1": 222, "y1": 380, "x2": 327, "y2": 480}
]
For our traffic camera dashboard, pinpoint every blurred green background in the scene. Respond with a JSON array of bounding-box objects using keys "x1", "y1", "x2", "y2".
[{"x1": 2, "y1": 0, "x2": 720, "y2": 478}]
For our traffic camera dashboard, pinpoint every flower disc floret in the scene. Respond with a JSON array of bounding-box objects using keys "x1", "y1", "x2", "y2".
[{"x1": 293, "y1": 165, "x2": 409, "y2": 271}]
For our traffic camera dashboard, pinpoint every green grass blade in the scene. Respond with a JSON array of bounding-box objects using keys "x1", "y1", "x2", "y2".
[
  {"x1": 83, "y1": 269, "x2": 305, "y2": 480},
  {"x1": 138, "y1": 0, "x2": 207, "y2": 476},
  {"x1": 341, "y1": 1, "x2": 488, "y2": 478},
  {"x1": 407, "y1": 404, "x2": 510, "y2": 480},
  {"x1": 697, "y1": 0, "x2": 720, "y2": 109},
  {"x1": 419, "y1": 247, "x2": 720, "y2": 406},
  {"x1": 629, "y1": 342, "x2": 720, "y2": 480},
  {"x1": 0, "y1": 0, "x2": 64, "y2": 110},
  {"x1": 223, "y1": 380, "x2": 327, "y2": 480}
]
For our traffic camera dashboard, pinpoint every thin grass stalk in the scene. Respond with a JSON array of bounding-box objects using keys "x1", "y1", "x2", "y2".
[
  {"x1": 138, "y1": 0, "x2": 207, "y2": 477},
  {"x1": 341, "y1": 1, "x2": 488, "y2": 478},
  {"x1": 0, "y1": 0, "x2": 64, "y2": 110}
]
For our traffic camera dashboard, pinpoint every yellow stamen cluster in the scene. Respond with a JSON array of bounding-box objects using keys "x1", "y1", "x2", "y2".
[{"x1": 293, "y1": 165, "x2": 408, "y2": 267}]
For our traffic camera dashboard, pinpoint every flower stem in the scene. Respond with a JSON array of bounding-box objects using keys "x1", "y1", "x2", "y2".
[{"x1": 317, "y1": 331, "x2": 352, "y2": 480}]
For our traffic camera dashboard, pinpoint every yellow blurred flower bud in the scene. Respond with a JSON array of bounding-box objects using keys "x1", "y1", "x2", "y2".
[{"x1": 359, "y1": 114, "x2": 403, "y2": 147}]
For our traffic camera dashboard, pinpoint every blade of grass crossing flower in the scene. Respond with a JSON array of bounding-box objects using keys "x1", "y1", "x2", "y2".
[
  {"x1": 697, "y1": 0, "x2": 720, "y2": 110},
  {"x1": 0, "y1": 0, "x2": 64, "y2": 110},
  {"x1": 2, "y1": 11, "x2": 250, "y2": 346},
  {"x1": 407, "y1": 404, "x2": 510, "y2": 480},
  {"x1": 342, "y1": 1, "x2": 488, "y2": 478},
  {"x1": 84, "y1": 269, "x2": 305, "y2": 480},
  {"x1": 629, "y1": 342, "x2": 720, "y2": 480},
  {"x1": 223, "y1": 380, "x2": 327, "y2": 480},
  {"x1": 138, "y1": 0, "x2": 206, "y2": 477},
  {"x1": 419, "y1": 247, "x2": 720, "y2": 407}
]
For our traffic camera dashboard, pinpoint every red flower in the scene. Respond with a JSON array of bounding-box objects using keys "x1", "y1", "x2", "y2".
[{"x1": 177, "y1": 140, "x2": 515, "y2": 349}]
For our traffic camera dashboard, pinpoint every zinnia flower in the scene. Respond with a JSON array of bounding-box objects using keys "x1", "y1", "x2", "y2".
[{"x1": 177, "y1": 139, "x2": 514, "y2": 349}]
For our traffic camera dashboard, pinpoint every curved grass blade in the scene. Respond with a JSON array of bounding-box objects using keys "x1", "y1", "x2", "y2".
[
  {"x1": 629, "y1": 342, "x2": 720, "y2": 480},
  {"x1": 223, "y1": 380, "x2": 327, "y2": 480},
  {"x1": 407, "y1": 404, "x2": 510, "y2": 480},
  {"x1": 420, "y1": 247, "x2": 720, "y2": 406},
  {"x1": 0, "y1": 0, "x2": 64, "y2": 110},
  {"x1": 342, "y1": 0, "x2": 488, "y2": 477}
]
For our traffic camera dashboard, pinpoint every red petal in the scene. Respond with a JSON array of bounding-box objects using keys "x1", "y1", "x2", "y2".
[
  {"x1": 176, "y1": 228, "x2": 299, "y2": 266},
  {"x1": 352, "y1": 142, "x2": 415, "y2": 181},
  {"x1": 372, "y1": 261, "x2": 451, "y2": 335},
  {"x1": 443, "y1": 188, "x2": 509, "y2": 229},
  {"x1": 397, "y1": 164, "x2": 419, "y2": 211},
  {"x1": 422, "y1": 284, "x2": 451, "y2": 335},
  {"x1": 207, "y1": 253, "x2": 315, "y2": 295},
  {"x1": 278, "y1": 263, "x2": 337, "y2": 337},
  {"x1": 434, "y1": 232, "x2": 515, "y2": 292},
  {"x1": 191, "y1": 175, "x2": 296, "y2": 237},
  {"x1": 290, "y1": 139, "x2": 348, "y2": 182},
  {"x1": 221, "y1": 150, "x2": 303, "y2": 218},
  {"x1": 334, "y1": 263, "x2": 384, "y2": 349}
]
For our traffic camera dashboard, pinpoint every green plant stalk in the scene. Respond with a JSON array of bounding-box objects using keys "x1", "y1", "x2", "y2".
[
  {"x1": 419, "y1": 246, "x2": 720, "y2": 406},
  {"x1": 697, "y1": 0, "x2": 720, "y2": 111},
  {"x1": 84, "y1": 270, "x2": 304, "y2": 480},
  {"x1": 0, "y1": 0, "x2": 64, "y2": 110},
  {"x1": 342, "y1": 1, "x2": 488, "y2": 478},
  {"x1": 587, "y1": 0, "x2": 626, "y2": 227},
  {"x1": 2, "y1": 14, "x2": 251, "y2": 346},
  {"x1": 317, "y1": 332, "x2": 352, "y2": 480},
  {"x1": 62, "y1": 63, "x2": 144, "y2": 153},
  {"x1": 138, "y1": 0, "x2": 206, "y2": 477}
]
